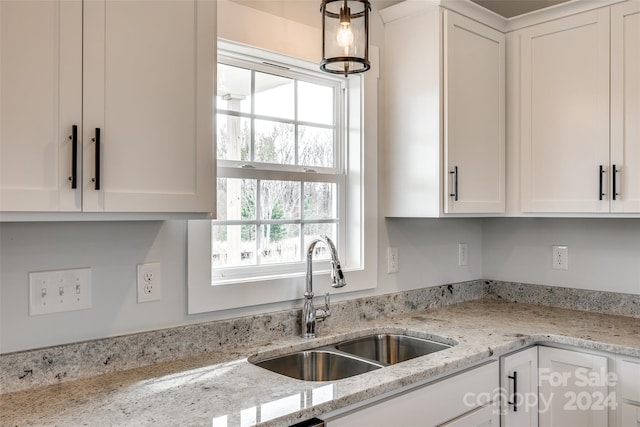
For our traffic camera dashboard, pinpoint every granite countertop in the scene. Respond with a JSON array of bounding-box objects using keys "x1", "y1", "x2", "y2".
[{"x1": 2, "y1": 298, "x2": 639, "y2": 427}]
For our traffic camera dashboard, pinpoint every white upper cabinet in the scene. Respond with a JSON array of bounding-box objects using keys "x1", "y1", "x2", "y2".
[
  {"x1": 443, "y1": 12, "x2": 505, "y2": 214},
  {"x1": 383, "y1": 3, "x2": 505, "y2": 217},
  {"x1": 0, "y1": 0, "x2": 83, "y2": 212},
  {"x1": 519, "y1": 2, "x2": 640, "y2": 215},
  {"x1": 1, "y1": 0, "x2": 215, "y2": 215},
  {"x1": 610, "y1": 1, "x2": 640, "y2": 213},
  {"x1": 519, "y1": 9, "x2": 610, "y2": 214}
]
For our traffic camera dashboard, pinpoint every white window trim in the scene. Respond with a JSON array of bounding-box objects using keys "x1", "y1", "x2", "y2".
[{"x1": 187, "y1": 40, "x2": 378, "y2": 314}]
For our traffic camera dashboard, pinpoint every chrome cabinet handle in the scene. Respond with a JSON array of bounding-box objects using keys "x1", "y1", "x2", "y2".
[{"x1": 449, "y1": 166, "x2": 458, "y2": 201}]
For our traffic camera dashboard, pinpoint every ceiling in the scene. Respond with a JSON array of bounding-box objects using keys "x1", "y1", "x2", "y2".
[
  {"x1": 469, "y1": 0, "x2": 570, "y2": 18},
  {"x1": 230, "y1": 0, "x2": 572, "y2": 27},
  {"x1": 231, "y1": 0, "x2": 402, "y2": 28}
]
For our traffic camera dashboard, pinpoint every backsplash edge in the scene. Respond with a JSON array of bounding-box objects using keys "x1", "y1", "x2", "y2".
[{"x1": 2, "y1": 279, "x2": 638, "y2": 394}]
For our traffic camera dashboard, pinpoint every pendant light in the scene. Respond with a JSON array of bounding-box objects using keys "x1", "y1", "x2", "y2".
[{"x1": 320, "y1": 0, "x2": 371, "y2": 76}]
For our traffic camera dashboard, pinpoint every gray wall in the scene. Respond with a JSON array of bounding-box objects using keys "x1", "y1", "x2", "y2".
[
  {"x1": 0, "y1": 218, "x2": 483, "y2": 353},
  {"x1": 3, "y1": 217, "x2": 639, "y2": 354},
  {"x1": 482, "y1": 218, "x2": 640, "y2": 295}
]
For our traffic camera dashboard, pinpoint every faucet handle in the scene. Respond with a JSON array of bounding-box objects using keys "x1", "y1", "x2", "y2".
[{"x1": 316, "y1": 292, "x2": 331, "y2": 321}]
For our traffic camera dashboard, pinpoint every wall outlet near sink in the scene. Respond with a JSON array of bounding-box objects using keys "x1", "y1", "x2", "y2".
[
  {"x1": 137, "y1": 263, "x2": 162, "y2": 303},
  {"x1": 387, "y1": 247, "x2": 399, "y2": 274},
  {"x1": 552, "y1": 245, "x2": 569, "y2": 270}
]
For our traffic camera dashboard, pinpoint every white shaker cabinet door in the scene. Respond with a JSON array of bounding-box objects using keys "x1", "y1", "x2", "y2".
[
  {"x1": 443, "y1": 11, "x2": 505, "y2": 214},
  {"x1": 621, "y1": 403, "x2": 640, "y2": 427},
  {"x1": 82, "y1": 0, "x2": 215, "y2": 213},
  {"x1": 520, "y1": 9, "x2": 610, "y2": 213},
  {"x1": 500, "y1": 346, "x2": 538, "y2": 427},
  {"x1": 0, "y1": 0, "x2": 83, "y2": 211},
  {"x1": 538, "y1": 346, "x2": 609, "y2": 427},
  {"x1": 610, "y1": 0, "x2": 640, "y2": 213}
]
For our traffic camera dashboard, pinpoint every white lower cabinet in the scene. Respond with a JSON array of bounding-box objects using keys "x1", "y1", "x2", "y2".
[
  {"x1": 323, "y1": 347, "x2": 636, "y2": 427},
  {"x1": 617, "y1": 356, "x2": 640, "y2": 427},
  {"x1": 538, "y1": 346, "x2": 609, "y2": 427},
  {"x1": 621, "y1": 403, "x2": 640, "y2": 426},
  {"x1": 324, "y1": 361, "x2": 498, "y2": 427},
  {"x1": 500, "y1": 346, "x2": 538, "y2": 427}
]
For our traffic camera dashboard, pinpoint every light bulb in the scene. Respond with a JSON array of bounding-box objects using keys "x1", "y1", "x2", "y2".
[{"x1": 337, "y1": 23, "x2": 354, "y2": 48}]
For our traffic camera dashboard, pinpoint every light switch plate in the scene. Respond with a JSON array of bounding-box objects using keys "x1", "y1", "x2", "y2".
[{"x1": 29, "y1": 268, "x2": 92, "y2": 316}]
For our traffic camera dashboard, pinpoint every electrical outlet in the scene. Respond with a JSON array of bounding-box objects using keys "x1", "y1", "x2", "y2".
[
  {"x1": 458, "y1": 243, "x2": 468, "y2": 266},
  {"x1": 552, "y1": 245, "x2": 569, "y2": 270},
  {"x1": 387, "y1": 247, "x2": 399, "y2": 274},
  {"x1": 137, "y1": 263, "x2": 161, "y2": 303},
  {"x1": 28, "y1": 268, "x2": 92, "y2": 316}
]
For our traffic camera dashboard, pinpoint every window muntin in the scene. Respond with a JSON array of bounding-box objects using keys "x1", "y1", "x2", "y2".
[{"x1": 213, "y1": 55, "x2": 345, "y2": 281}]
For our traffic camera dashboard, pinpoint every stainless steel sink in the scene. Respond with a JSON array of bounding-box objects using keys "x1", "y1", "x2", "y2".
[
  {"x1": 335, "y1": 334, "x2": 452, "y2": 365},
  {"x1": 252, "y1": 332, "x2": 454, "y2": 381},
  {"x1": 254, "y1": 349, "x2": 382, "y2": 381}
]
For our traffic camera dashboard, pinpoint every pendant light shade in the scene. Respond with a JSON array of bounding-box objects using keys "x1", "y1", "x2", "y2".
[{"x1": 320, "y1": 0, "x2": 371, "y2": 76}]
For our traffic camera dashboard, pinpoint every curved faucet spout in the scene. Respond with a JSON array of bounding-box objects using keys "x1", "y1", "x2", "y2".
[{"x1": 302, "y1": 235, "x2": 347, "y2": 338}]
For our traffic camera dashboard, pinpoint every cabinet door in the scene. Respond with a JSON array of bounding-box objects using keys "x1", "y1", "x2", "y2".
[
  {"x1": 618, "y1": 357, "x2": 640, "y2": 402},
  {"x1": 443, "y1": 11, "x2": 505, "y2": 214},
  {"x1": 82, "y1": 0, "x2": 215, "y2": 213},
  {"x1": 0, "y1": 0, "x2": 82, "y2": 211},
  {"x1": 501, "y1": 347, "x2": 538, "y2": 427},
  {"x1": 621, "y1": 403, "x2": 640, "y2": 427},
  {"x1": 610, "y1": 1, "x2": 640, "y2": 213},
  {"x1": 520, "y1": 9, "x2": 610, "y2": 213},
  {"x1": 538, "y1": 346, "x2": 609, "y2": 427}
]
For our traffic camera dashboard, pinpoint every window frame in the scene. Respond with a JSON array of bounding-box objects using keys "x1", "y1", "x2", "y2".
[
  {"x1": 213, "y1": 53, "x2": 346, "y2": 281},
  {"x1": 187, "y1": 39, "x2": 378, "y2": 314}
]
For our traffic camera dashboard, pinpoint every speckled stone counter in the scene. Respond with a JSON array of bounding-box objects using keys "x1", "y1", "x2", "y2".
[{"x1": 2, "y1": 297, "x2": 639, "y2": 427}]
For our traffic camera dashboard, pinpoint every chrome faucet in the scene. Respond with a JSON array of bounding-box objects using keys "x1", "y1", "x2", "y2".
[{"x1": 302, "y1": 235, "x2": 347, "y2": 339}]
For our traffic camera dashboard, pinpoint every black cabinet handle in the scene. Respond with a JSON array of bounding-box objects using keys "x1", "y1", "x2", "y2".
[
  {"x1": 599, "y1": 165, "x2": 605, "y2": 200},
  {"x1": 613, "y1": 165, "x2": 618, "y2": 201},
  {"x1": 507, "y1": 371, "x2": 518, "y2": 412},
  {"x1": 69, "y1": 125, "x2": 78, "y2": 189},
  {"x1": 449, "y1": 166, "x2": 458, "y2": 201},
  {"x1": 92, "y1": 128, "x2": 101, "y2": 190}
]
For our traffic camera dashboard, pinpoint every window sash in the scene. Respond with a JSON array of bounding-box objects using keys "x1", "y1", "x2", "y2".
[{"x1": 213, "y1": 52, "x2": 347, "y2": 281}]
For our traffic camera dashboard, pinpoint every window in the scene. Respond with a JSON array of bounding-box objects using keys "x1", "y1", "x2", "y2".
[
  {"x1": 188, "y1": 40, "x2": 378, "y2": 314},
  {"x1": 213, "y1": 55, "x2": 344, "y2": 281}
]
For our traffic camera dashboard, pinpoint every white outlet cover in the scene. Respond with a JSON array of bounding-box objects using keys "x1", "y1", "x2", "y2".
[
  {"x1": 137, "y1": 263, "x2": 162, "y2": 303},
  {"x1": 387, "y1": 247, "x2": 398, "y2": 274},
  {"x1": 552, "y1": 245, "x2": 569, "y2": 270},
  {"x1": 458, "y1": 243, "x2": 468, "y2": 266}
]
